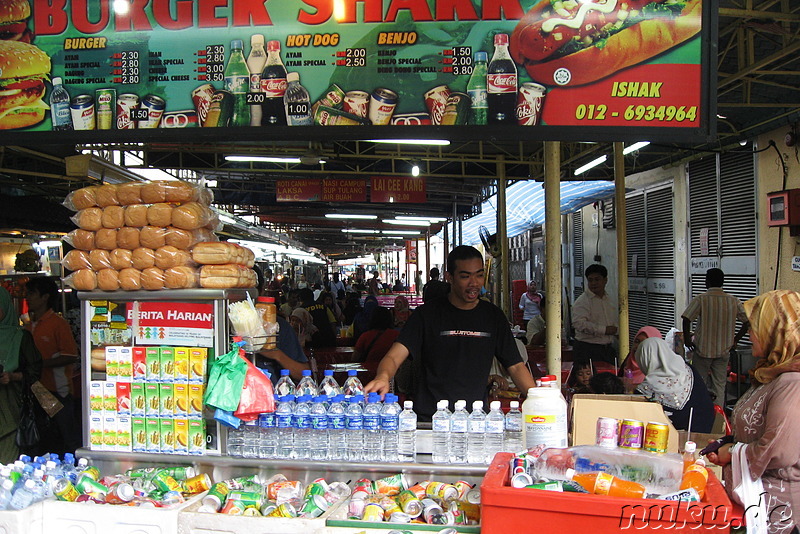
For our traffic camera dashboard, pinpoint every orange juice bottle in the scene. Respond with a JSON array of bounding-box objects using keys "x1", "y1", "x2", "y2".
[
  {"x1": 680, "y1": 459, "x2": 709, "y2": 499},
  {"x1": 567, "y1": 469, "x2": 646, "y2": 499},
  {"x1": 682, "y1": 440, "x2": 698, "y2": 471}
]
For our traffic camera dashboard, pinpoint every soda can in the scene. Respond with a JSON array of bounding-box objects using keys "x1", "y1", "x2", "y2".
[
  {"x1": 389, "y1": 511, "x2": 412, "y2": 523},
  {"x1": 448, "y1": 507, "x2": 469, "y2": 525},
  {"x1": 397, "y1": 489, "x2": 422, "y2": 517},
  {"x1": 228, "y1": 490, "x2": 262, "y2": 508},
  {"x1": 374, "y1": 473, "x2": 407, "y2": 496},
  {"x1": 116, "y1": 93, "x2": 138, "y2": 129},
  {"x1": 138, "y1": 94, "x2": 166, "y2": 128},
  {"x1": 426, "y1": 481, "x2": 459, "y2": 502},
  {"x1": 159, "y1": 466, "x2": 196, "y2": 480},
  {"x1": 465, "y1": 488, "x2": 481, "y2": 504},
  {"x1": 618, "y1": 418, "x2": 645, "y2": 449},
  {"x1": 82, "y1": 465, "x2": 101, "y2": 481},
  {"x1": 182, "y1": 473, "x2": 211, "y2": 494},
  {"x1": 421, "y1": 498, "x2": 444, "y2": 524},
  {"x1": 53, "y1": 478, "x2": 80, "y2": 501},
  {"x1": 382, "y1": 499, "x2": 403, "y2": 519},
  {"x1": 644, "y1": 421, "x2": 670, "y2": 453},
  {"x1": 368, "y1": 87, "x2": 398, "y2": 125},
  {"x1": 351, "y1": 478, "x2": 374, "y2": 500},
  {"x1": 191, "y1": 83, "x2": 215, "y2": 125},
  {"x1": 517, "y1": 82, "x2": 547, "y2": 126},
  {"x1": 105, "y1": 482, "x2": 135, "y2": 504},
  {"x1": 440, "y1": 92, "x2": 470, "y2": 125},
  {"x1": 299, "y1": 494, "x2": 329, "y2": 518},
  {"x1": 390, "y1": 112, "x2": 432, "y2": 126},
  {"x1": 151, "y1": 471, "x2": 182, "y2": 493},
  {"x1": 203, "y1": 90, "x2": 233, "y2": 127},
  {"x1": 510, "y1": 456, "x2": 531, "y2": 475},
  {"x1": 160, "y1": 110, "x2": 198, "y2": 128},
  {"x1": 525, "y1": 481, "x2": 564, "y2": 491},
  {"x1": 304, "y1": 481, "x2": 327, "y2": 498},
  {"x1": 362, "y1": 502, "x2": 385, "y2": 522},
  {"x1": 76, "y1": 473, "x2": 108, "y2": 496},
  {"x1": 266, "y1": 502, "x2": 297, "y2": 518},
  {"x1": 70, "y1": 94, "x2": 95, "y2": 130},
  {"x1": 348, "y1": 498, "x2": 366, "y2": 519},
  {"x1": 266, "y1": 479, "x2": 302, "y2": 501},
  {"x1": 311, "y1": 83, "x2": 345, "y2": 115},
  {"x1": 314, "y1": 105, "x2": 369, "y2": 126},
  {"x1": 424, "y1": 85, "x2": 450, "y2": 125},
  {"x1": 596, "y1": 416, "x2": 620, "y2": 449},
  {"x1": 343, "y1": 90, "x2": 370, "y2": 118},
  {"x1": 221, "y1": 499, "x2": 245, "y2": 515},
  {"x1": 95, "y1": 88, "x2": 116, "y2": 130},
  {"x1": 260, "y1": 501, "x2": 277, "y2": 516},
  {"x1": 242, "y1": 507, "x2": 261, "y2": 516},
  {"x1": 451, "y1": 500, "x2": 481, "y2": 522},
  {"x1": 510, "y1": 472, "x2": 534, "y2": 488},
  {"x1": 406, "y1": 481, "x2": 428, "y2": 499},
  {"x1": 453, "y1": 480, "x2": 474, "y2": 500}
]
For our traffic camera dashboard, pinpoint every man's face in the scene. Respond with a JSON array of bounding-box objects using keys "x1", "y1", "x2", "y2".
[
  {"x1": 445, "y1": 257, "x2": 484, "y2": 309},
  {"x1": 26, "y1": 288, "x2": 47, "y2": 311},
  {"x1": 586, "y1": 273, "x2": 607, "y2": 297}
]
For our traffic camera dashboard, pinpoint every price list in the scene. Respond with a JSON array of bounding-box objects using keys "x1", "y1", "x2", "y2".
[
  {"x1": 197, "y1": 45, "x2": 226, "y2": 82},
  {"x1": 111, "y1": 51, "x2": 140, "y2": 84},
  {"x1": 335, "y1": 48, "x2": 367, "y2": 67},
  {"x1": 442, "y1": 46, "x2": 472, "y2": 75}
]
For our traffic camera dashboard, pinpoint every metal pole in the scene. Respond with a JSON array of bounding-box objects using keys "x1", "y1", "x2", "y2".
[
  {"x1": 544, "y1": 142, "x2": 563, "y2": 385},
  {"x1": 497, "y1": 156, "x2": 510, "y2": 319},
  {"x1": 614, "y1": 142, "x2": 630, "y2": 361},
  {"x1": 425, "y1": 231, "x2": 431, "y2": 281}
]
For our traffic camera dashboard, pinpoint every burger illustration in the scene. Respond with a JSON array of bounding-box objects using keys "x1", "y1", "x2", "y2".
[
  {"x1": 0, "y1": 0, "x2": 33, "y2": 42},
  {"x1": 0, "y1": 40, "x2": 50, "y2": 129}
]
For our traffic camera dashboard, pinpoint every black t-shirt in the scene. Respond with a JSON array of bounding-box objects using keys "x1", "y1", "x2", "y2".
[
  {"x1": 304, "y1": 302, "x2": 336, "y2": 347},
  {"x1": 422, "y1": 279, "x2": 449, "y2": 303},
  {"x1": 396, "y1": 298, "x2": 523, "y2": 418}
]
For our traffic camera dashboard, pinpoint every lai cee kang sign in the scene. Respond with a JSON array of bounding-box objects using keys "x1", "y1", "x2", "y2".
[{"x1": 0, "y1": 0, "x2": 713, "y2": 143}]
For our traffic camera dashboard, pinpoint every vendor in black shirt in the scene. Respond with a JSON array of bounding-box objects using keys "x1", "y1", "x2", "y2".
[{"x1": 365, "y1": 246, "x2": 537, "y2": 419}]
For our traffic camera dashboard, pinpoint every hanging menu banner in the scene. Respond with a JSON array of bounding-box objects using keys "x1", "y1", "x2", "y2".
[{"x1": 0, "y1": 0, "x2": 713, "y2": 143}]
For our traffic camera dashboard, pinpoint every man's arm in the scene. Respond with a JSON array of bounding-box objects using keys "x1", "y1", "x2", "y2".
[
  {"x1": 256, "y1": 348, "x2": 309, "y2": 382},
  {"x1": 363, "y1": 342, "x2": 410, "y2": 396},
  {"x1": 682, "y1": 316, "x2": 695, "y2": 350},
  {"x1": 733, "y1": 320, "x2": 750, "y2": 346},
  {"x1": 507, "y1": 362, "x2": 536, "y2": 394},
  {"x1": 41, "y1": 353, "x2": 78, "y2": 368},
  {"x1": 572, "y1": 295, "x2": 602, "y2": 336}
]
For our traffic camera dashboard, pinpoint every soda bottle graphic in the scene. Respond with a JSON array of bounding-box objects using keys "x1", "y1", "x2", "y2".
[
  {"x1": 284, "y1": 72, "x2": 312, "y2": 126},
  {"x1": 260, "y1": 40, "x2": 288, "y2": 126},
  {"x1": 247, "y1": 34, "x2": 267, "y2": 127},
  {"x1": 224, "y1": 39, "x2": 250, "y2": 127},
  {"x1": 487, "y1": 33, "x2": 517, "y2": 124},
  {"x1": 50, "y1": 77, "x2": 73, "y2": 131}
]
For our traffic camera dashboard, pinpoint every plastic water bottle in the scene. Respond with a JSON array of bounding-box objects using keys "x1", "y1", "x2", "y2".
[
  {"x1": 310, "y1": 395, "x2": 329, "y2": 461},
  {"x1": 296, "y1": 369, "x2": 318, "y2": 397},
  {"x1": 485, "y1": 400, "x2": 505, "y2": 463},
  {"x1": 0, "y1": 479, "x2": 14, "y2": 510},
  {"x1": 226, "y1": 421, "x2": 245, "y2": 457},
  {"x1": 50, "y1": 77, "x2": 73, "y2": 131},
  {"x1": 258, "y1": 411, "x2": 276, "y2": 459},
  {"x1": 343, "y1": 370, "x2": 364, "y2": 398},
  {"x1": 362, "y1": 395, "x2": 383, "y2": 462},
  {"x1": 345, "y1": 395, "x2": 364, "y2": 462},
  {"x1": 292, "y1": 395, "x2": 312, "y2": 460},
  {"x1": 275, "y1": 369, "x2": 295, "y2": 397},
  {"x1": 275, "y1": 395, "x2": 295, "y2": 459},
  {"x1": 241, "y1": 419, "x2": 259, "y2": 458},
  {"x1": 449, "y1": 400, "x2": 469, "y2": 464},
  {"x1": 9, "y1": 479, "x2": 37, "y2": 510},
  {"x1": 381, "y1": 394, "x2": 401, "y2": 462},
  {"x1": 431, "y1": 400, "x2": 451, "y2": 464},
  {"x1": 504, "y1": 400, "x2": 524, "y2": 453},
  {"x1": 327, "y1": 394, "x2": 347, "y2": 460},
  {"x1": 61, "y1": 453, "x2": 78, "y2": 484},
  {"x1": 397, "y1": 399, "x2": 417, "y2": 463},
  {"x1": 467, "y1": 400, "x2": 486, "y2": 464},
  {"x1": 284, "y1": 71, "x2": 313, "y2": 126},
  {"x1": 319, "y1": 369, "x2": 342, "y2": 398}
]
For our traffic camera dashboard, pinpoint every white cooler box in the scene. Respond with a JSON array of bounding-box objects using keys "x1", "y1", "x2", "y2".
[{"x1": 0, "y1": 501, "x2": 44, "y2": 534}]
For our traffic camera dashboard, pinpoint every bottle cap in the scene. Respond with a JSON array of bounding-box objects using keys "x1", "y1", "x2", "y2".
[
  {"x1": 52, "y1": 76, "x2": 62, "y2": 85},
  {"x1": 280, "y1": 369, "x2": 290, "y2": 376},
  {"x1": 284, "y1": 394, "x2": 296, "y2": 402},
  {"x1": 231, "y1": 39, "x2": 243, "y2": 49},
  {"x1": 437, "y1": 400, "x2": 448, "y2": 410},
  {"x1": 474, "y1": 51, "x2": 487, "y2": 62},
  {"x1": 302, "y1": 369, "x2": 311, "y2": 376},
  {"x1": 494, "y1": 33, "x2": 509, "y2": 46},
  {"x1": 490, "y1": 401, "x2": 501, "y2": 410},
  {"x1": 695, "y1": 458, "x2": 707, "y2": 467},
  {"x1": 267, "y1": 40, "x2": 280, "y2": 52},
  {"x1": 565, "y1": 468, "x2": 576, "y2": 480},
  {"x1": 324, "y1": 369, "x2": 333, "y2": 376},
  {"x1": 510, "y1": 401, "x2": 520, "y2": 409},
  {"x1": 251, "y1": 34, "x2": 264, "y2": 45},
  {"x1": 684, "y1": 441, "x2": 697, "y2": 453},
  {"x1": 404, "y1": 400, "x2": 414, "y2": 409},
  {"x1": 472, "y1": 400, "x2": 483, "y2": 410},
  {"x1": 287, "y1": 72, "x2": 300, "y2": 83},
  {"x1": 347, "y1": 370, "x2": 358, "y2": 376},
  {"x1": 455, "y1": 400, "x2": 466, "y2": 410}
]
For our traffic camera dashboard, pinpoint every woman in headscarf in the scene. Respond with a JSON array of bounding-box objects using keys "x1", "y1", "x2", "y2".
[
  {"x1": 0, "y1": 287, "x2": 42, "y2": 463},
  {"x1": 706, "y1": 290, "x2": 800, "y2": 534},
  {"x1": 518, "y1": 280, "x2": 544, "y2": 325},
  {"x1": 289, "y1": 308, "x2": 317, "y2": 349},
  {"x1": 353, "y1": 295, "x2": 378, "y2": 342},
  {"x1": 636, "y1": 337, "x2": 714, "y2": 432},
  {"x1": 393, "y1": 295, "x2": 411, "y2": 329},
  {"x1": 618, "y1": 326, "x2": 663, "y2": 387}
]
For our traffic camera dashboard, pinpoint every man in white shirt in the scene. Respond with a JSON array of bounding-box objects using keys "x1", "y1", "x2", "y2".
[{"x1": 571, "y1": 264, "x2": 618, "y2": 364}]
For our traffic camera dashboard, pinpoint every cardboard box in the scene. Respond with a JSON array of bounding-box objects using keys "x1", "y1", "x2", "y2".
[
  {"x1": 132, "y1": 346, "x2": 147, "y2": 380},
  {"x1": 145, "y1": 382, "x2": 160, "y2": 417},
  {"x1": 105, "y1": 346, "x2": 120, "y2": 382},
  {"x1": 146, "y1": 347, "x2": 160, "y2": 381},
  {"x1": 174, "y1": 382, "x2": 189, "y2": 415},
  {"x1": 89, "y1": 415, "x2": 103, "y2": 450},
  {"x1": 89, "y1": 381, "x2": 103, "y2": 414},
  {"x1": 159, "y1": 382, "x2": 175, "y2": 418},
  {"x1": 115, "y1": 382, "x2": 131, "y2": 415},
  {"x1": 160, "y1": 346, "x2": 175, "y2": 382},
  {"x1": 570, "y1": 394, "x2": 679, "y2": 453},
  {"x1": 174, "y1": 347, "x2": 189, "y2": 382},
  {"x1": 103, "y1": 381, "x2": 117, "y2": 416},
  {"x1": 174, "y1": 418, "x2": 189, "y2": 454},
  {"x1": 116, "y1": 415, "x2": 132, "y2": 452},
  {"x1": 189, "y1": 347, "x2": 207, "y2": 383},
  {"x1": 118, "y1": 346, "x2": 132, "y2": 380},
  {"x1": 131, "y1": 416, "x2": 146, "y2": 452},
  {"x1": 130, "y1": 382, "x2": 145, "y2": 416}
]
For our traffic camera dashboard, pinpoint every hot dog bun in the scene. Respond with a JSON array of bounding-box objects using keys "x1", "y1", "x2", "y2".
[{"x1": 199, "y1": 264, "x2": 256, "y2": 289}]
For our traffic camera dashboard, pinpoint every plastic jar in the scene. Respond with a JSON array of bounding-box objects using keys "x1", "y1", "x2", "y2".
[
  {"x1": 255, "y1": 296, "x2": 277, "y2": 349},
  {"x1": 522, "y1": 386, "x2": 568, "y2": 450}
]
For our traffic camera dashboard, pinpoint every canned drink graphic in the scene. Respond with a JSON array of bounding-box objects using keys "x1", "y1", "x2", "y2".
[
  {"x1": 516, "y1": 82, "x2": 546, "y2": 126},
  {"x1": 191, "y1": 83, "x2": 215, "y2": 125},
  {"x1": 116, "y1": 93, "x2": 138, "y2": 129},
  {"x1": 95, "y1": 88, "x2": 116, "y2": 130},
  {"x1": 424, "y1": 85, "x2": 450, "y2": 125},
  {"x1": 160, "y1": 110, "x2": 198, "y2": 128},
  {"x1": 391, "y1": 112, "x2": 432, "y2": 126},
  {"x1": 138, "y1": 94, "x2": 166, "y2": 128},
  {"x1": 203, "y1": 90, "x2": 233, "y2": 128},
  {"x1": 368, "y1": 88, "x2": 397, "y2": 125},
  {"x1": 343, "y1": 90, "x2": 370, "y2": 118},
  {"x1": 440, "y1": 92, "x2": 470, "y2": 125},
  {"x1": 70, "y1": 94, "x2": 96, "y2": 130}
]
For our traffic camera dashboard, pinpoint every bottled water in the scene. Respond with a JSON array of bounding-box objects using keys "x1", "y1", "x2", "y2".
[
  {"x1": 319, "y1": 369, "x2": 342, "y2": 398},
  {"x1": 310, "y1": 395, "x2": 329, "y2": 461},
  {"x1": 467, "y1": 400, "x2": 486, "y2": 464},
  {"x1": 381, "y1": 394, "x2": 401, "y2": 462},
  {"x1": 449, "y1": 400, "x2": 469, "y2": 464},
  {"x1": 9, "y1": 479, "x2": 37, "y2": 510},
  {"x1": 296, "y1": 369, "x2": 318, "y2": 397},
  {"x1": 50, "y1": 77, "x2": 72, "y2": 131},
  {"x1": 431, "y1": 400, "x2": 451, "y2": 464},
  {"x1": 362, "y1": 395, "x2": 383, "y2": 462},
  {"x1": 275, "y1": 369, "x2": 295, "y2": 397},
  {"x1": 61, "y1": 453, "x2": 78, "y2": 484},
  {"x1": 397, "y1": 399, "x2": 417, "y2": 463},
  {"x1": 292, "y1": 395, "x2": 313, "y2": 460},
  {"x1": 275, "y1": 395, "x2": 295, "y2": 459},
  {"x1": 227, "y1": 423, "x2": 244, "y2": 457},
  {"x1": 345, "y1": 395, "x2": 364, "y2": 462},
  {"x1": 504, "y1": 400, "x2": 524, "y2": 453},
  {"x1": 343, "y1": 370, "x2": 364, "y2": 398},
  {"x1": 284, "y1": 71, "x2": 313, "y2": 126},
  {"x1": 327, "y1": 394, "x2": 347, "y2": 460},
  {"x1": 485, "y1": 400, "x2": 505, "y2": 463},
  {"x1": 258, "y1": 411, "x2": 276, "y2": 459},
  {"x1": 0, "y1": 479, "x2": 14, "y2": 510},
  {"x1": 241, "y1": 419, "x2": 259, "y2": 458}
]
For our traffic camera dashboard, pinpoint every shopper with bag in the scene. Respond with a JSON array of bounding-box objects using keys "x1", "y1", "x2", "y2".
[
  {"x1": 705, "y1": 290, "x2": 800, "y2": 534},
  {"x1": 0, "y1": 287, "x2": 42, "y2": 463}
]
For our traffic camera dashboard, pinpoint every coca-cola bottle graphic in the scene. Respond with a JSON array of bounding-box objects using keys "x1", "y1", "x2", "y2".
[
  {"x1": 260, "y1": 40, "x2": 288, "y2": 126},
  {"x1": 487, "y1": 33, "x2": 518, "y2": 124}
]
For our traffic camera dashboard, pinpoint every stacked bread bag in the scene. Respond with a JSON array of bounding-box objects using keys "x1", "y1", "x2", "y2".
[
  {"x1": 61, "y1": 180, "x2": 252, "y2": 290},
  {"x1": 191, "y1": 241, "x2": 257, "y2": 289}
]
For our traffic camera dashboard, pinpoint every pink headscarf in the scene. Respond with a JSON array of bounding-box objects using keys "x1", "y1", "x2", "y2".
[{"x1": 621, "y1": 326, "x2": 663, "y2": 384}]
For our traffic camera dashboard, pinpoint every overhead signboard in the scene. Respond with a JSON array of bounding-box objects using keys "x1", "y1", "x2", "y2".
[
  {"x1": 0, "y1": 0, "x2": 715, "y2": 143},
  {"x1": 371, "y1": 177, "x2": 427, "y2": 203}
]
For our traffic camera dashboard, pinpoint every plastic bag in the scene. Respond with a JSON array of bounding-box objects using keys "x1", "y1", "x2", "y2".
[
  {"x1": 16, "y1": 386, "x2": 40, "y2": 453},
  {"x1": 234, "y1": 357, "x2": 275, "y2": 421},
  {"x1": 30, "y1": 381, "x2": 64, "y2": 418},
  {"x1": 203, "y1": 343, "x2": 248, "y2": 412}
]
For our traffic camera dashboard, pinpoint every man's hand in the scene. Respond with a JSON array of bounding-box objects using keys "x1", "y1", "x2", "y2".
[
  {"x1": 0, "y1": 372, "x2": 9, "y2": 385},
  {"x1": 685, "y1": 334, "x2": 696, "y2": 351},
  {"x1": 364, "y1": 376, "x2": 391, "y2": 396},
  {"x1": 705, "y1": 441, "x2": 733, "y2": 466},
  {"x1": 605, "y1": 326, "x2": 618, "y2": 336}
]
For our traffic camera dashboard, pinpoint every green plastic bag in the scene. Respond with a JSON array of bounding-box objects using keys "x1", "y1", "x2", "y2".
[{"x1": 203, "y1": 343, "x2": 248, "y2": 412}]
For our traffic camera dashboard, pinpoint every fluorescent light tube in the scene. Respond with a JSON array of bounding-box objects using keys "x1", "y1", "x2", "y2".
[
  {"x1": 225, "y1": 155, "x2": 302, "y2": 163},
  {"x1": 342, "y1": 229, "x2": 380, "y2": 234},
  {"x1": 366, "y1": 139, "x2": 450, "y2": 146},
  {"x1": 325, "y1": 214, "x2": 378, "y2": 220},
  {"x1": 623, "y1": 141, "x2": 650, "y2": 155},
  {"x1": 574, "y1": 155, "x2": 608, "y2": 176},
  {"x1": 382, "y1": 219, "x2": 431, "y2": 226}
]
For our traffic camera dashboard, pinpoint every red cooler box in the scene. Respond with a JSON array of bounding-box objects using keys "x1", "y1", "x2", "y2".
[{"x1": 481, "y1": 453, "x2": 734, "y2": 533}]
